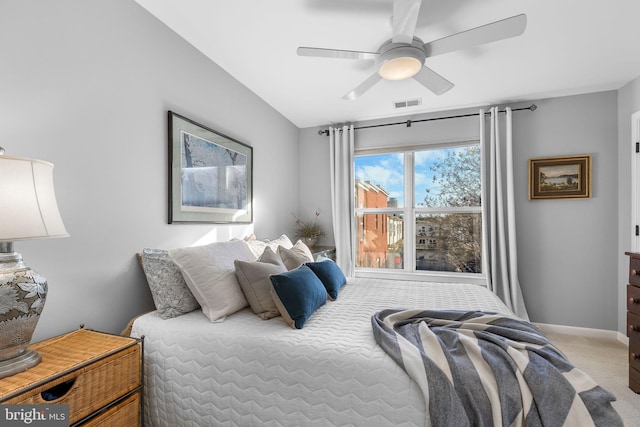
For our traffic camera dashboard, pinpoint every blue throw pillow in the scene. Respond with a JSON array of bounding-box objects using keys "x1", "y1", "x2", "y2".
[
  {"x1": 306, "y1": 260, "x2": 347, "y2": 300},
  {"x1": 269, "y1": 265, "x2": 327, "y2": 329}
]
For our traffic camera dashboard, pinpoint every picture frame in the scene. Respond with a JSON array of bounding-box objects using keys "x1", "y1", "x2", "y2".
[
  {"x1": 528, "y1": 154, "x2": 592, "y2": 200},
  {"x1": 168, "y1": 111, "x2": 253, "y2": 223}
]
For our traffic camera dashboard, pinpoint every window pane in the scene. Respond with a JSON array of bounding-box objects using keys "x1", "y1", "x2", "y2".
[
  {"x1": 356, "y1": 213, "x2": 404, "y2": 269},
  {"x1": 415, "y1": 146, "x2": 480, "y2": 208},
  {"x1": 355, "y1": 153, "x2": 404, "y2": 208},
  {"x1": 415, "y1": 213, "x2": 482, "y2": 273}
]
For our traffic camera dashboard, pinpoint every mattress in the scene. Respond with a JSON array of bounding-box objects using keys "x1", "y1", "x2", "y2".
[{"x1": 131, "y1": 277, "x2": 513, "y2": 427}]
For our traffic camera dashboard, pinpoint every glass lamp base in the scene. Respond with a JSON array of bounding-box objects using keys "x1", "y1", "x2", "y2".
[{"x1": 0, "y1": 349, "x2": 42, "y2": 378}]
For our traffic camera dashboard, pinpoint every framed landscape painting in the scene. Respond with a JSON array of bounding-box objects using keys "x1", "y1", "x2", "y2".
[
  {"x1": 168, "y1": 111, "x2": 253, "y2": 223},
  {"x1": 528, "y1": 154, "x2": 591, "y2": 200}
]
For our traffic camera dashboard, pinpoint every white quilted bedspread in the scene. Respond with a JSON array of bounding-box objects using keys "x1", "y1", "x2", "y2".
[{"x1": 131, "y1": 278, "x2": 513, "y2": 427}]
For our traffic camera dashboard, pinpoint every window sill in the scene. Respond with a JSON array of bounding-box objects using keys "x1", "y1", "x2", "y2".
[{"x1": 354, "y1": 269, "x2": 487, "y2": 286}]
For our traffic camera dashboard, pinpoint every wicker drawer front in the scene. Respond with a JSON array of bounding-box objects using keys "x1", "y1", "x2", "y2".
[
  {"x1": 629, "y1": 285, "x2": 640, "y2": 316},
  {"x1": 80, "y1": 391, "x2": 140, "y2": 427},
  {"x1": 5, "y1": 345, "x2": 140, "y2": 425}
]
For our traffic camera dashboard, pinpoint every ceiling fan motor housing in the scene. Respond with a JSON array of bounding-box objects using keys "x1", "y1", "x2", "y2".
[{"x1": 376, "y1": 37, "x2": 426, "y2": 80}]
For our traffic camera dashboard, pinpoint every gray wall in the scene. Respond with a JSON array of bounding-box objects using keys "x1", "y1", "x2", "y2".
[
  {"x1": 0, "y1": 0, "x2": 300, "y2": 341},
  {"x1": 617, "y1": 75, "x2": 640, "y2": 332},
  {"x1": 300, "y1": 91, "x2": 621, "y2": 331},
  {"x1": 514, "y1": 93, "x2": 618, "y2": 329}
]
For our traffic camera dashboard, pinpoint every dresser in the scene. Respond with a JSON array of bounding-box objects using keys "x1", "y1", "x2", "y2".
[
  {"x1": 625, "y1": 251, "x2": 640, "y2": 393},
  {"x1": 0, "y1": 328, "x2": 142, "y2": 426}
]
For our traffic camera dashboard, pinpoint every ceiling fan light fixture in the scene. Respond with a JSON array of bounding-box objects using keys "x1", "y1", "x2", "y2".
[
  {"x1": 379, "y1": 56, "x2": 422, "y2": 80},
  {"x1": 376, "y1": 44, "x2": 425, "y2": 81}
]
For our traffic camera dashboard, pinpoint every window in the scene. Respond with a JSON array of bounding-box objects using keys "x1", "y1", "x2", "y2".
[{"x1": 354, "y1": 143, "x2": 482, "y2": 276}]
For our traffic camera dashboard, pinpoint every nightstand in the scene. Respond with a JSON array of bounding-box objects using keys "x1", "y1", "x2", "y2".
[
  {"x1": 0, "y1": 328, "x2": 142, "y2": 426},
  {"x1": 311, "y1": 246, "x2": 336, "y2": 261}
]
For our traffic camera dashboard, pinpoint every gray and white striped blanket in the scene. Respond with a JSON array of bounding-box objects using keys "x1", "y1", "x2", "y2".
[{"x1": 372, "y1": 309, "x2": 623, "y2": 427}]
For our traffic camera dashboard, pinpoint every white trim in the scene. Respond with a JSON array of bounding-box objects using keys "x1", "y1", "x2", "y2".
[
  {"x1": 405, "y1": 151, "x2": 415, "y2": 272},
  {"x1": 354, "y1": 269, "x2": 486, "y2": 285},
  {"x1": 617, "y1": 331, "x2": 630, "y2": 345},
  {"x1": 534, "y1": 322, "x2": 629, "y2": 345},
  {"x1": 355, "y1": 137, "x2": 479, "y2": 155},
  {"x1": 632, "y1": 111, "x2": 640, "y2": 252}
]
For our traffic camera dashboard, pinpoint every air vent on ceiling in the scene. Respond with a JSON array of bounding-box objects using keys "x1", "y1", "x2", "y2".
[{"x1": 393, "y1": 98, "x2": 422, "y2": 109}]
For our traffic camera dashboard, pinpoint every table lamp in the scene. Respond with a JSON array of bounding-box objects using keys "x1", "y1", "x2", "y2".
[{"x1": 0, "y1": 148, "x2": 68, "y2": 378}]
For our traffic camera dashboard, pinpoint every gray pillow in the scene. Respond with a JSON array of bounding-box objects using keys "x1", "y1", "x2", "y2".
[
  {"x1": 140, "y1": 248, "x2": 200, "y2": 319},
  {"x1": 259, "y1": 245, "x2": 284, "y2": 265},
  {"x1": 278, "y1": 241, "x2": 314, "y2": 270},
  {"x1": 234, "y1": 247, "x2": 286, "y2": 319}
]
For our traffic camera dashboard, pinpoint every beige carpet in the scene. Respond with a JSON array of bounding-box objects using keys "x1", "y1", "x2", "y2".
[{"x1": 544, "y1": 331, "x2": 640, "y2": 426}]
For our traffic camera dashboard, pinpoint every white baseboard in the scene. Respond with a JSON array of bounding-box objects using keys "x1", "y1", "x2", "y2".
[
  {"x1": 534, "y1": 322, "x2": 629, "y2": 346},
  {"x1": 617, "y1": 331, "x2": 629, "y2": 345}
]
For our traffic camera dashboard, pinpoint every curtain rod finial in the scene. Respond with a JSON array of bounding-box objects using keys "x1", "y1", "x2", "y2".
[
  {"x1": 318, "y1": 129, "x2": 329, "y2": 136},
  {"x1": 529, "y1": 104, "x2": 537, "y2": 111}
]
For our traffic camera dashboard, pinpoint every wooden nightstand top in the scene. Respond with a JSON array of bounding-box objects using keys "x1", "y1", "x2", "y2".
[{"x1": 0, "y1": 329, "x2": 139, "y2": 401}]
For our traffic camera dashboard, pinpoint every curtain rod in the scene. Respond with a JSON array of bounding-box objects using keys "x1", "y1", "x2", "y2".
[{"x1": 317, "y1": 104, "x2": 537, "y2": 136}]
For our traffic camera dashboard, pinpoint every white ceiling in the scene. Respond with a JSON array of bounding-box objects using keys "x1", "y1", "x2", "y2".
[{"x1": 134, "y1": 0, "x2": 640, "y2": 129}]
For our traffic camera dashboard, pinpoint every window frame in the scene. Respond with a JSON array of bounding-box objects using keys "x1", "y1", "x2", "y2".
[{"x1": 354, "y1": 140, "x2": 485, "y2": 285}]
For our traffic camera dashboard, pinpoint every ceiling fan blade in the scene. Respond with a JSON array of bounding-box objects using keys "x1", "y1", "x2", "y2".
[
  {"x1": 343, "y1": 73, "x2": 383, "y2": 101},
  {"x1": 412, "y1": 66, "x2": 454, "y2": 96},
  {"x1": 297, "y1": 47, "x2": 378, "y2": 60},
  {"x1": 423, "y1": 14, "x2": 527, "y2": 58},
  {"x1": 392, "y1": 0, "x2": 422, "y2": 44}
]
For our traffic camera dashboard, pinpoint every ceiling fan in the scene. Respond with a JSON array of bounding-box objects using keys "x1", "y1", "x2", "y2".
[{"x1": 297, "y1": 0, "x2": 526, "y2": 100}]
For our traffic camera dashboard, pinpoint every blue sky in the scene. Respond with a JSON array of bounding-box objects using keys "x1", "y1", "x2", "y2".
[{"x1": 355, "y1": 149, "x2": 453, "y2": 207}]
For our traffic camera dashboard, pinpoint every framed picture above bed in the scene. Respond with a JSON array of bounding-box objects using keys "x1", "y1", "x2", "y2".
[
  {"x1": 528, "y1": 154, "x2": 592, "y2": 200},
  {"x1": 168, "y1": 111, "x2": 253, "y2": 223}
]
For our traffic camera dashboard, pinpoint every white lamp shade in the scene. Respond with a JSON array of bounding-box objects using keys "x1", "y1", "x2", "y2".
[{"x1": 0, "y1": 155, "x2": 68, "y2": 241}]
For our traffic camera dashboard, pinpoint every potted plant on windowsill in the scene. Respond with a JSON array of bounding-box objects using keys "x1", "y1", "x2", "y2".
[{"x1": 293, "y1": 211, "x2": 325, "y2": 248}]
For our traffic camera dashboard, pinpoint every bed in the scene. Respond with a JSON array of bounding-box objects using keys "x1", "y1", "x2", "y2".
[
  {"x1": 132, "y1": 277, "x2": 512, "y2": 426},
  {"x1": 130, "y1": 238, "x2": 622, "y2": 426}
]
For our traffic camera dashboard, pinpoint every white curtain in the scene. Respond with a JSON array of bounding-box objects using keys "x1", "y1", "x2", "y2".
[
  {"x1": 329, "y1": 125, "x2": 355, "y2": 277},
  {"x1": 480, "y1": 107, "x2": 529, "y2": 320}
]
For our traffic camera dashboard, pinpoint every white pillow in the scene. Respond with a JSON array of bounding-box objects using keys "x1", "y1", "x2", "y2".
[
  {"x1": 266, "y1": 234, "x2": 294, "y2": 251},
  {"x1": 244, "y1": 234, "x2": 294, "y2": 258},
  {"x1": 242, "y1": 234, "x2": 266, "y2": 259},
  {"x1": 169, "y1": 240, "x2": 254, "y2": 322}
]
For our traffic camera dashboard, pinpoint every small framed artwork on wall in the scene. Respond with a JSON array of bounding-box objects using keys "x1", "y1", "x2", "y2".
[
  {"x1": 528, "y1": 154, "x2": 592, "y2": 200},
  {"x1": 168, "y1": 111, "x2": 253, "y2": 223}
]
